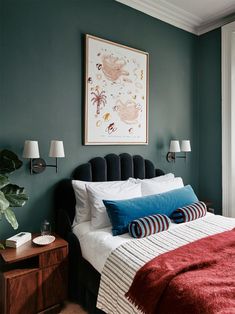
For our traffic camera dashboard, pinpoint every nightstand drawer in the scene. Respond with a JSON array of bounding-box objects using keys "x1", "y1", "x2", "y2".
[
  {"x1": 41, "y1": 263, "x2": 68, "y2": 309},
  {"x1": 4, "y1": 269, "x2": 39, "y2": 314},
  {"x1": 39, "y1": 247, "x2": 68, "y2": 268}
]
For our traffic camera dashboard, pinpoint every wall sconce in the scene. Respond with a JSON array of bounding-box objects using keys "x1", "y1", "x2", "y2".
[
  {"x1": 166, "y1": 140, "x2": 191, "y2": 162},
  {"x1": 23, "y1": 140, "x2": 65, "y2": 174}
]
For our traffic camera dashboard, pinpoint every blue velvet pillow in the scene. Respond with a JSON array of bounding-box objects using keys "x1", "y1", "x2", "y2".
[{"x1": 103, "y1": 185, "x2": 198, "y2": 236}]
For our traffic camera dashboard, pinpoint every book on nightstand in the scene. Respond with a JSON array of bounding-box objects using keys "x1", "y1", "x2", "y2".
[{"x1": 5, "y1": 232, "x2": 32, "y2": 248}]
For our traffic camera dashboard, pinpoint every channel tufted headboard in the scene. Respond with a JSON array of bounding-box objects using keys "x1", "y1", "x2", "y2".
[
  {"x1": 54, "y1": 153, "x2": 165, "y2": 311},
  {"x1": 55, "y1": 153, "x2": 164, "y2": 238}
]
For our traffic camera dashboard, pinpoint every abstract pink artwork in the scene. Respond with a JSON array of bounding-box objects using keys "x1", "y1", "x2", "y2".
[{"x1": 84, "y1": 34, "x2": 149, "y2": 145}]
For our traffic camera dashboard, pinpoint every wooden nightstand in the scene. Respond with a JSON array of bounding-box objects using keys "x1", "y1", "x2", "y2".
[{"x1": 0, "y1": 235, "x2": 68, "y2": 314}]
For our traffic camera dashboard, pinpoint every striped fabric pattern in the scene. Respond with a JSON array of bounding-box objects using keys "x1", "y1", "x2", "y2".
[
  {"x1": 171, "y1": 201, "x2": 207, "y2": 223},
  {"x1": 97, "y1": 214, "x2": 235, "y2": 314},
  {"x1": 128, "y1": 214, "x2": 171, "y2": 238}
]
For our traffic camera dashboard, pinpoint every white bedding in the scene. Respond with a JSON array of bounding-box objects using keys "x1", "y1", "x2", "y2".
[
  {"x1": 73, "y1": 222, "x2": 131, "y2": 273},
  {"x1": 72, "y1": 213, "x2": 215, "y2": 273}
]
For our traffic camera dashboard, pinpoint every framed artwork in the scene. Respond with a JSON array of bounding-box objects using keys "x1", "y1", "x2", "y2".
[{"x1": 84, "y1": 34, "x2": 149, "y2": 145}]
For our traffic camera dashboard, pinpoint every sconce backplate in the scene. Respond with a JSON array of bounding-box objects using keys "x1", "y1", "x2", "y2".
[
  {"x1": 32, "y1": 158, "x2": 46, "y2": 174},
  {"x1": 166, "y1": 152, "x2": 175, "y2": 162}
]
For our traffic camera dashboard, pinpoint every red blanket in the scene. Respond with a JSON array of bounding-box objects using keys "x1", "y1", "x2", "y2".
[{"x1": 126, "y1": 229, "x2": 235, "y2": 314}]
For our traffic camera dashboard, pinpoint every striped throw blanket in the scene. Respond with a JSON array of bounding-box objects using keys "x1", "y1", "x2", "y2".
[{"x1": 97, "y1": 214, "x2": 235, "y2": 314}]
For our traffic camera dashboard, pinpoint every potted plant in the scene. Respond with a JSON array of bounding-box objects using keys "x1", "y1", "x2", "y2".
[{"x1": 0, "y1": 149, "x2": 28, "y2": 248}]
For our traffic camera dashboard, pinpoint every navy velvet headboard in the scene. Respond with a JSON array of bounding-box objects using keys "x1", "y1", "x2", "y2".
[
  {"x1": 55, "y1": 153, "x2": 164, "y2": 238},
  {"x1": 54, "y1": 153, "x2": 165, "y2": 310}
]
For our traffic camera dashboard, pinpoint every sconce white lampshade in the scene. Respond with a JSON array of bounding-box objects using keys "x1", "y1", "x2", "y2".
[
  {"x1": 181, "y1": 140, "x2": 191, "y2": 152},
  {"x1": 169, "y1": 140, "x2": 181, "y2": 153},
  {"x1": 23, "y1": 140, "x2": 40, "y2": 159},
  {"x1": 49, "y1": 140, "x2": 65, "y2": 158}
]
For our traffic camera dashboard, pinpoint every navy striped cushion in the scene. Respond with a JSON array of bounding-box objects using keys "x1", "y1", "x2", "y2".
[
  {"x1": 171, "y1": 201, "x2": 207, "y2": 223},
  {"x1": 128, "y1": 214, "x2": 171, "y2": 238}
]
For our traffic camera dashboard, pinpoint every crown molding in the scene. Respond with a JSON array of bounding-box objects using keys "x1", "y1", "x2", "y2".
[
  {"x1": 116, "y1": 0, "x2": 235, "y2": 35},
  {"x1": 197, "y1": 13, "x2": 235, "y2": 35},
  {"x1": 116, "y1": 0, "x2": 200, "y2": 34}
]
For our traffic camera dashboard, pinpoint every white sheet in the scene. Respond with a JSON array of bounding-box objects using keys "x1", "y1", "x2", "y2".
[
  {"x1": 73, "y1": 222, "x2": 131, "y2": 273},
  {"x1": 72, "y1": 213, "x2": 215, "y2": 274}
]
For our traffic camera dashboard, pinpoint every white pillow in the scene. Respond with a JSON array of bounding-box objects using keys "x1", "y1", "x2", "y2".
[
  {"x1": 129, "y1": 173, "x2": 174, "y2": 184},
  {"x1": 72, "y1": 179, "x2": 137, "y2": 226},
  {"x1": 72, "y1": 180, "x2": 92, "y2": 225},
  {"x1": 141, "y1": 177, "x2": 184, "y2": 196},
  {"x1": 72, "y1": 180, "x2": 121, "y2": 225},
  {"x1": 86, "y1": 181, "x2": 142, "y2": 229}
]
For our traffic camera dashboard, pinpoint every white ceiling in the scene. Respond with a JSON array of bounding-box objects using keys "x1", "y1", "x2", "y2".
[{"x1": 116, "y1": 0, "x2": 235, "y2": 35}]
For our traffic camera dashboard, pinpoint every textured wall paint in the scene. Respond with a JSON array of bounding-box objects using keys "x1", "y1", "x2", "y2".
[
  {"x1": 197, "y1": 29, "x2": 222, "y2": 213},
  {"x1": 1, "y1": 0, "x2": 198, "y2": 239}
]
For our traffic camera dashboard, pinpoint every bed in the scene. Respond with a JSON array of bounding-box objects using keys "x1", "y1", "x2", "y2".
[
  {"x1": 55, "y1": 153, "x2": 235, "y2": 314},
  {"x1": 55, "y1": 153, "x2": 165, "y2": 313}
]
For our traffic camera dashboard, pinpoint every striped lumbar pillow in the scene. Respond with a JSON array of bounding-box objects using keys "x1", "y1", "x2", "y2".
[
  {"x1": 128, "y1": 214, "x2": 171, "y2": 238},
  {"x1": 171, "y1": 201, "x2": 207, "y2": 223}
]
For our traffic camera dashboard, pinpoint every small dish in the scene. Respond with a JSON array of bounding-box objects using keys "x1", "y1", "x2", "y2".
[{"x1": 33, "y1": 235, "x2": 55, "y2": 246}]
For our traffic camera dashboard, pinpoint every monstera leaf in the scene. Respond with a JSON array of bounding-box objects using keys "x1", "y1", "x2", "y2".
[
  {"x1": 0, "y1": 150, "x2": 22, "y2": 174},
  {"x1": 1, "y1": 184, "x2": 28, "y2": 207},
  {"x1": 0, "y1": 190, "x2": 19, "y2": 230},
  {"x1": 0, "y1": 190, "x2": 10, "y2": 211},
  {"x1": 3, "y1": 208, "x2": 18, "y2": 230}
]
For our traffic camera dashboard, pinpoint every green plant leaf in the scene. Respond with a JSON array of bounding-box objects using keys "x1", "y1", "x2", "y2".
[
  {"x1": 0, "y1": 175, "x2": 9, "y2": 189},
  {"x1": 3, "y1": 208, "x2": 18, "y2": 229},
  {"x1": 0, "y1": 243, "x2": 5, "y2": 250},
  {"x1": 1, "y1": 184, "x2": 28, "y2": 207},
  {"x1": 0, "y1": 150, "x2": 27, "y2": 231},
  {"x1": 0, "y1": 150, "x2": 23, "y2": 174},
  {"x1": 0, "y1": 191, "x2": 10, "y2": 211}
]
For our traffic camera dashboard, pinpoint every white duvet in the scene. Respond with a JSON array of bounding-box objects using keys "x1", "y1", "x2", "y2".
[
  {"x1": 73, "y1": 221, "x2": 131, "y2": 273},
  {"x1": 72, "y1": 213, "x2": 219, "y2": 273}
]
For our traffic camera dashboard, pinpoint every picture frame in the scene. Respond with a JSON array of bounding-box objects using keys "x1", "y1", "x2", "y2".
[{"x1": 84, "y1": 34, "x2": 149, "y2": 145}]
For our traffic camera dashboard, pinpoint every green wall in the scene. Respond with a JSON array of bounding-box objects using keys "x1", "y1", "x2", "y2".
[
  {"x1": 197, "y1": 29, "x2": 222, "y2": 213},
  {"x1": 1, "y1": 0, "x2": 198, "y2": 238}
]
